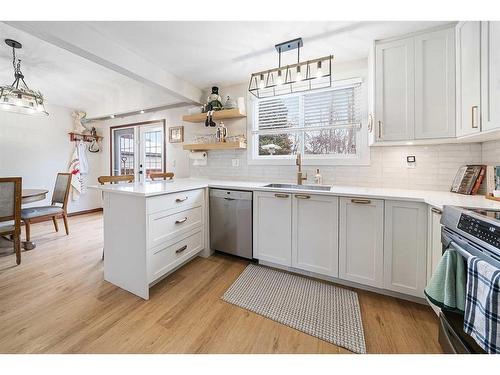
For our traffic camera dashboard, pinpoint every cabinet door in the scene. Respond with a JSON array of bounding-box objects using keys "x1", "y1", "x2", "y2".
[
  {"x1": 384, "y1": 200, "x2": 427, "y2": 297},
  {"x1": 481, "y1": 21, "x2": 500, "y2": 131},
  {"x1": 339, "y1": 197, "x2": 384, "y2": 288},
  {"x1": 253, "y1": 191, "x2": 292, "y2": 266},
  {"x1": 427, "y1": 207, "x2": 443, "y2": 283},
  {"x1": 375, "y1": 37, "x2": 415, "y2": 141},
  {"x1": 292, "y1": 194, "x2": 338, "y2": 277},
  {"x1": 456, "y1": 22, "x2": 482, "y2": 136},
  {"x1": 414, "y1": 27, "x2": 456, "y2": 139}
]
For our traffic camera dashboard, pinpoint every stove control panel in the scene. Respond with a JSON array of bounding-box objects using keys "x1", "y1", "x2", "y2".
[{"x1": 458, "y1": 214, "x2": 500, "y2": 250}]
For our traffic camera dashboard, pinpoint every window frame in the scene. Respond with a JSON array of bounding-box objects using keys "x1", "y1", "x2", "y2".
[{"x1": 247, "y1": 77, "x2": 370, "y2": 166}]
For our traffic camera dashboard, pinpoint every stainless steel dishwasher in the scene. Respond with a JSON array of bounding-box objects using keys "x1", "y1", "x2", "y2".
[{"x1": 209, "y1": 188, "x2": 253, "y2": 259}]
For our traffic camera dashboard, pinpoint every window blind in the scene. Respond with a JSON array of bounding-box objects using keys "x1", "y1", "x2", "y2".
[{"x1": 257, "y1": 95, "x2": 300, "y2": 131}]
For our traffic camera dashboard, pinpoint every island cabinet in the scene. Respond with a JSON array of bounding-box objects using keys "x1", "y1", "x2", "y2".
[
  {"x1": 103, "y1": 188, "x2": 206, "y2": 300},
  {"x1": 338, "y1": 197, "x2": 384, "y2": 288}
]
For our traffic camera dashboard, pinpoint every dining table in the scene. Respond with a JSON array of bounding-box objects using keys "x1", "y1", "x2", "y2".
[{"x1": 0, "y1": 188, "x2": 49, "y2": 253}]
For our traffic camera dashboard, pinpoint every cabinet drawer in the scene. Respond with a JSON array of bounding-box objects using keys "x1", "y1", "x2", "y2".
[
  {"x1": 148, "y1": 206, "x2": 203, "y2": 249},
  {"x1": 146, "y1": 189, "x2": 204, "y2": 214},
  {"x1": 148, "y1": 230, "x2": 203, "y2": 283}
]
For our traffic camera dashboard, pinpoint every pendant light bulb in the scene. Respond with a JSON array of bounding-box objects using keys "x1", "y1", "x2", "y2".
[
  {"x1": 259, "y1": 74, "x2": 265, "y2": 89},
  {"x1": 316, "y1": 61, "x2": 323, "y2": 78},
  {"x1": 296, "y1": 66, "x2": 303, "y2": 82},
  {"x1": 277, "y1": 70, "x2": 283, "y2": 86}
]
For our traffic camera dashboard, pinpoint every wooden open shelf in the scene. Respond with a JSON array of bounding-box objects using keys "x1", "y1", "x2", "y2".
[
  {"x1": 69, "y1": 132, "x2": 103, "y2": 142},
  {"x1": 183, "y1": 140, "x2": 247, "y2": 151},
  {"x1": 182, "y1": 108, "x2": 246, "y2": 123}
]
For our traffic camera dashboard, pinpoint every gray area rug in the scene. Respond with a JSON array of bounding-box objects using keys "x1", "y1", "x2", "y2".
[{"x1": 222, "y1": 263, "x2": 366, "y2": 353}]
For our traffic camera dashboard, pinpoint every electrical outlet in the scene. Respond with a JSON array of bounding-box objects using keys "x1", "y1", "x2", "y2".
[{"x1": 231, "y1": 159, "x2": 240, "y2": 167}]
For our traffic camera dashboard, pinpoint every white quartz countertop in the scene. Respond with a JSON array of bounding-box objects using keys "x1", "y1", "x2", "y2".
[{"x1": 90, "y1": 178, "x2": 500, "y2": 210}]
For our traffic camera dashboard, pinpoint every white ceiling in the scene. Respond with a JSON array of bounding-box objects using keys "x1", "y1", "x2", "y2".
[
  {"x1": 2, "y1": 21, "x2": 452, "y2": 115},
  {"x1": 87, "y1": 21, "x2": 452, "y2": 88},
  {"x1": 0, "y1": 22, "x2": 180, "y2": 116}
]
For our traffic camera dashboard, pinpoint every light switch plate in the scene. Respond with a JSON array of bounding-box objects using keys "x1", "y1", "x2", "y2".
[
  {"x1": 231, "y1": 159, "x2": 240, "y2": 167},
  {"x1": 406, "y1": 155, "x2": 416, "y2": 168}
]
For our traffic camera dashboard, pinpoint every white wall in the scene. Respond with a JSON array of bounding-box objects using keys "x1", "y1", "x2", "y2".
[{"x1": 0, "y1": 103, "x2": 102, "y2": 213}]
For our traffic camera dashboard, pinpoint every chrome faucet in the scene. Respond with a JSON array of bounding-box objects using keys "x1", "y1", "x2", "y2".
[{"x1": 296, "y1": 152, "x2": 307, "y2": 185}]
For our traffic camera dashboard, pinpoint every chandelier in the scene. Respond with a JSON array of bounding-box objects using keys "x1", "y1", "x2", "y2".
[
  {"x1": 0, "y1": 39, "x2": 48, "y2": 116},
  {"x1": 248, "y1": 38, "x2": 333, "y2": 99}
]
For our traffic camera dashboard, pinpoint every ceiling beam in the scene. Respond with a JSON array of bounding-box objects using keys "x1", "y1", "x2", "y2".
[{"x1": 4, "y1": 21, "x2": 203, "y2": 105}]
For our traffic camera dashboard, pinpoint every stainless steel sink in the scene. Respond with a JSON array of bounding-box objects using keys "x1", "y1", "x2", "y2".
[{"x1": 263, "y1": 183, "x2": 332, "y2": 191}]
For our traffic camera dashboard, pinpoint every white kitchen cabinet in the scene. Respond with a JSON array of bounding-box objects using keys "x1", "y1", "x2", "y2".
[
  {"x1": 414, "y1": 27, "x2": 456, "y2": 139},
  {"x1": 339, "y1": 197, "x2": 384, "y2": 288},
  {"x1": 384, "y1": 200, "x2": 428, "y2": 297},
  {"x1": 456, "y1": 22, "x2": 482, "y2": 136},
  {"x1": 292, "y1": 194, "x2": 338, "y2": 277},
  {"x1": 427, "y1": 206, "x2": 443, "y2": 283},
  {"x1": 375, "y1": 37, "x2": 415, "y2": 141},
  {"x1": 481, "y1": 21, "x2": 500, "y2": 132},
  {"x1": 253, "y1": 191, "x2": 292, "y2": 266}
]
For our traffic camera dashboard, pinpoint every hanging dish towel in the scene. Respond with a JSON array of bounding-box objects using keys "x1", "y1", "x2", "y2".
[
  {"x1": 77, "y1": 140, "x2": 89, "y2": 175},
  {"x1": 464, "y1": 256, "x2": 500, "y2": 354},
  {"x1": 68, "y1": 147, "x2": 84, "y2": 201},
  {"x1": 424, "y1": 248, "x2": 467, "y2": 312}
]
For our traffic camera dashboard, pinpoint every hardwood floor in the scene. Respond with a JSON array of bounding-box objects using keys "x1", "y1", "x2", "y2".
[{"x1": 0, "y1": 212, "x2": 442, "y2": 354}]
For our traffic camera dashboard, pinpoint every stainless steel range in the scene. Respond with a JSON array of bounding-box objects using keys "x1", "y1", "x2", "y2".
[{"x1": 439, "y1": 205, "x2": 500, "y2": 353}]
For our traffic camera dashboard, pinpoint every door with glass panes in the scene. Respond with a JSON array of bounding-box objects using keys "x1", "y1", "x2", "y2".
[{"x1": 111, "y1": 121, "x2": 166, "y2": 182}]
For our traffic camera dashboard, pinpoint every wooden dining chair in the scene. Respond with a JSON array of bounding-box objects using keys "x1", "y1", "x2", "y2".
[
  {"x1": 21, "y1": 173, "x2": 72, "y2": 242},
  {"x1": 0, "y1": 177, "x2": 22, "y2": 265},
  {"x1": 97, "y1": 175, "x2": 134, "y2": 185},
  {"x1": 150, "y1": 172, "x2": 174, "y2": 181}
]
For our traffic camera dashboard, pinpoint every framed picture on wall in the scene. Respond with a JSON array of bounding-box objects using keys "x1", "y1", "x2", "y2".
[{"x1": 169, "y1": 126, "x2": 184, "y2": 143}]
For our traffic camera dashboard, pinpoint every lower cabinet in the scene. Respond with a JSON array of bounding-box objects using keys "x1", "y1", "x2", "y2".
[
  {"x1": 292, "y1": 194, "x2": 339, "y2": 277},
  {"x1": 253, "y1": 191, "x2": 292, "y2": 266},
  {"x1": 384, "y1": 200, "x2": 428, "y2": 297},
  {"x1": 339, "y1": 197, "x2": 384, "y2": 288}
]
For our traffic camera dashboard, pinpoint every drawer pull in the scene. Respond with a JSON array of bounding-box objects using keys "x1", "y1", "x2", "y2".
[
  {"x1": 431, "y1": 207, "x2": 442, "y2": 215},
  {"x1": 274, "y1": 193, "x2": 290, "y2": 198},
  {"x1": 175, "y1": 245, "x2": 188, "y2": 254},
  {"x1": 175, "y1": 217, "x2": 188, "y2": 224},
  {"x1": 351, "y1": 198, "x2": 371, "y2": 204},
  {"x1": 295, "y1": 194, "x2": 311, "y2": 199},
  {"x1": 175, "y1": 197, "x2": 188, "y2": 203}
]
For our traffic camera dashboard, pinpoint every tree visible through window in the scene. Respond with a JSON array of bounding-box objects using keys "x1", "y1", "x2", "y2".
[{"x1": 254, "y1": 79, "x2": 362, "y2": 159}]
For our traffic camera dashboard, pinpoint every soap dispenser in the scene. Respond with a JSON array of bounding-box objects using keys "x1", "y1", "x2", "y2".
[{"x1": 314, "y1": 169, "x2": 323, "y2": 185}]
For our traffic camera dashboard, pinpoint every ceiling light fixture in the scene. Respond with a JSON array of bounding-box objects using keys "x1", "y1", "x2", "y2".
[
  {"x1": 140, "y1": 110, "x2": 145, "y2": 114},
  {"x1": 248, "y1": 38, "x2": 333, "y2": 98},
  {"x1": 110, "y1": 114, "x2": 115, "y2": 119},
  {"x1": 0, "y1": 39, "x2": 48, "y2": 116}
]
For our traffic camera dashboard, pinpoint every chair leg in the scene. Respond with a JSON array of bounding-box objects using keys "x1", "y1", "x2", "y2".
[
  {"x1": 62, "y1": 214, "x2": 69, "y2": 235},
  {"x1": 14, "y1": 233, "x2": 21, "y2": 265},
  {"x1": 52, "y1": 216, "x2": 59, "y2": 232},
  {"x1": 24, "y1": 220, "x2": 31, "y2": 242}
]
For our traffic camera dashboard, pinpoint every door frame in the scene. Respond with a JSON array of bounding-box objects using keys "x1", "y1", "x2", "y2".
[{"x1": 109, "y1": 119, "x2": 167, "y2": 178}]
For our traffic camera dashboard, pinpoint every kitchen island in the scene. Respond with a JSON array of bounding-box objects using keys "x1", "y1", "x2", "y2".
[{"x1": 93, "y1": 178, "x2": 500, "y2": 299}]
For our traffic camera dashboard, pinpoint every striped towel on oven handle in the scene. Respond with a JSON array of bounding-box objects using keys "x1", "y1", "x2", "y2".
[{"x1": 463, "y1": 256, "x2": 500, "y2": 354}]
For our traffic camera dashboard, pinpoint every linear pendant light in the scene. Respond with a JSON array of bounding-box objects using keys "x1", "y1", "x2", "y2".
[
  {"x1": 248, "y1": 38, "x2": 333, "y2": 99},
  {"x1": 0, "y1": 39, "x2": 48, "y2": 116}
]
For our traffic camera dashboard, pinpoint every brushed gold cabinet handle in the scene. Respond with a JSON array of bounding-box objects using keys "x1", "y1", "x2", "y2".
[
  {"x1": 472, "y1": 106, "x2": 479, "y2": 129},
  {"x1": 175, "y1": 196, "x2": 188, "y2": 203},
  {"x1": 175, "y1": 245, "x2": 188, "y2": 254},
  {"x1": 431, "y1": 207, "x2": 442, "y2": 215},
  {"x1": 295, "y1": 194, "x2": 311, "y2": 199},
  {"x1": 351, "y1": 198, "x2": 371, "y2": 204},
  {"x1": 274, "y1": 193, "x2": 290, "y2": 198},
  {"x1": 175, "y1": 217, "x2": 188, "y2": 224},
  {"x1": 368, "y1": 114, "x2": 373, "y2": 132},
  {"x1": 378, "y1": 121, "x2": 382, "y2": 139}
]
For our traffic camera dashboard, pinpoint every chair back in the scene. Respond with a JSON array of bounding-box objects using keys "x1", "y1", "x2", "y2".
[
  {"x1": 98, "y1": 175, "x2": 134, "y2": 185},
  {"x1": 0, "y1": 177, "x2": 22, "y2": 231},
  {"x1": 51, "y1": 173, "x2": 72, "y2": 211},
  {"x1": 150, "y1": 172, "x2": 174, "y2": 181}
]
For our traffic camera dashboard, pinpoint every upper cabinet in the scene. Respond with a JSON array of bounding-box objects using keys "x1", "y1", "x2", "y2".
[
  {"x1": 372, "y1": 25, "x2": 456, "y2": 143},
  {"x1": 374, "y1": 38, "x2": 415, "y2": 141},
  {"x1": 481, "y1": 21, "x2": 500, "y2": 132},
  {"x1": 456, "y1": 21, "x2": 482, "y2": 136},
  {"x1": 414, "y1": 28, "x2": 456, "y2": 139}
]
